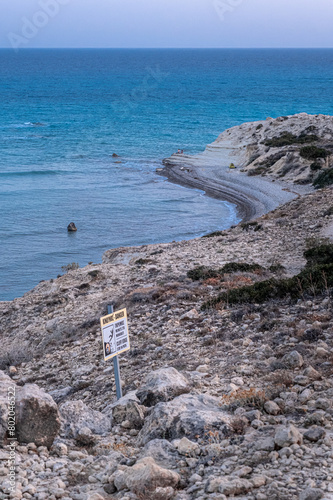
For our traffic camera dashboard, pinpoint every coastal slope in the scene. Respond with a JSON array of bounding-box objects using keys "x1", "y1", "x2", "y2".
[{"x1": 1, "y1": 185, "x2": 333, "y2": 499}]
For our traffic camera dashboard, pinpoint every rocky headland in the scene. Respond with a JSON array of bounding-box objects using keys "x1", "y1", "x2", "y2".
[
  {"x1": 160, "y1": 113, "x2": 333, "y2": 220},
  {"x1": 1, "y1": 115, "x2": 333, "y2": 500}
]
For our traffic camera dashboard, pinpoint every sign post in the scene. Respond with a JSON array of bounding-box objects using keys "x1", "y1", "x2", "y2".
[
  {"x1": 100, "y1": 305, "x2": 130, "y2": 400},
  {"x1": 108, "y1": 305, "x2": 122, "y2": 400}
]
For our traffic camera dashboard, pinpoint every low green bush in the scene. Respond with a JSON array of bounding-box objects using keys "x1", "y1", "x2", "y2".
[
  {"x1": 61, "y1": 262, "x2": 79, "y2": 273},
  {"x1": 313, "y1": 168, "x2": 333, "y2": 189},
  {"x1": 187, "y1": 262, "x2": 262, "y2": 281},
  {"x1": 269, "y1": 263, "x2": 286, "y2": 273},
  {"x1": 241, "y1": 221, "x2": 263, "y2": 231},
  {"x1": 221, "y1": 262, "x2": 263, "y2": 274},
  {"x1": 264, "y1": 132, "x2": 319, "y2": 148},
  {"x1": 202, "y1": 242, "x2": 333, "y2": 309},
  {"x1": 304, "y1": 244, "x2": 333, "y2": 266},
  {"x1": 187, "y1": 266, "x2": 221, "y2": 281},
  {"x1": 310, "y1": 161, "x2": 322, "y2": 171},
  {"x1": 202, "y1": 265, "x2": 333, "y2": 309},
  {"x1": 202, "y1": 231, "x2": 225, "y2": 238},
  {"x1": 300, "y1": 146, "x2": 330, "y2": 160},
  {"x1": 135, "y1": 258, "x2": 151, "y2": 265}
]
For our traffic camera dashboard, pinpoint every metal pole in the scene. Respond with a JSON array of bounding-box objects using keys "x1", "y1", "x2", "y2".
[{"x1": 108, "y1": 305, "x2": 123, "y2": 400}]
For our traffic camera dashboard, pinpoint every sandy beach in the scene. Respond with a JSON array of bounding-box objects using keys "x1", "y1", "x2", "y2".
[{"x1": 158, "y1": 160, "x2": 312, "y2": 222}]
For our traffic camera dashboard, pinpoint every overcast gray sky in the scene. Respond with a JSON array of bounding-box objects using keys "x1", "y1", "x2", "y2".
[{"x1": 1, "y1": 0, "x2": 333, "y2": 49}]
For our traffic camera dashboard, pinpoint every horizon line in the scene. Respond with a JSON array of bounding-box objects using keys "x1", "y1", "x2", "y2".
[{"x1": 1, "y1": 46, "x2": 333, "y2": 50}]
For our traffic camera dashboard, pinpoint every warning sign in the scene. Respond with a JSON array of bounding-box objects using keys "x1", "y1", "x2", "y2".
[{"x1": 100, "y1": 308, "x2": 130, "y2": 361}]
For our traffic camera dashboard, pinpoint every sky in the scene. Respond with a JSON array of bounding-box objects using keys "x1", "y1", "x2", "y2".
[{"x1": 1, "y1": 0, "x2": 333, "y2": 49}]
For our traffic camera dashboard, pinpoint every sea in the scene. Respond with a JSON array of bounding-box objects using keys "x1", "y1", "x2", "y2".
[{"x1": 1, "y1": 48, "x2": 333, "y2": 301}]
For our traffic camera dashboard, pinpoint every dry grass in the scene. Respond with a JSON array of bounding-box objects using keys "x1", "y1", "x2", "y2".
[{"x1": 220, "y1": 388, "x2": 268, "y2": 411}]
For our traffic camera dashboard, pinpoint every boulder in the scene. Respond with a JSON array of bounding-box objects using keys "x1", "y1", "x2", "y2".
[
  {"x1": 139, "y1": 439, "x2": 180, "y2": 468},
  {"x1": 196, "y1": 364, "x2": 210, "y2": 374},
  {"x1": 255, "y1": 437, "x2": 275, "y2": 452},
  {"x1": 303, "y1": 366, "x2": 321, "y2": 380},
  {"x1": 303, "y1": 427, "x2": 326, "y2": 442},
  {"x1": 86, "y1": 494, "x2": 105, "y2": 500},
  {"x1": 136, "y1": 367, "x2": 191, "y2": 407},
  {"x1": 251, "y1": 475, "x2": 267, "y2": 488},
  {"x1": 177, "y1": 437, "x2": 200, "y2": 456},
  {"x1": 234, "y1": 466, "x2": 253, "y2": 478},
  {"x1": 138, "y1": 393, "x2": 231, "y2": 445},
  {"x1": 282, "y1": 350, "x2": 304, "y2": 369},
  {"x1": 59, "y1": 400, "x2": 111, "y2": 439},
  {"x1": 294, "y1": 375, "x2": 310, "y2": 386},
  {"x1": 114, "y1": 400, "x2": 145, "y2": 429},
  {"x1": 316, "y1": 347, "x2": 329, "y2": 357},
  {"x1": 299, "y1": 388, "x2": 313, "y2": 404},
  {"x1": 75, "y1": 426, "x2": 97, "y2": 445},
  {"x1": 220, "y1": 478, "x2": 253, "y2": 496},
  {"x1": 48, "y1": 387, "x2": 72, "y2": 403},
  {"x1": 16, "y1": 383, "x2": 61, "y2": 448},
  {"x1": 274, "y1": 424, "x2": 303, "y2": 448},
  {"x1": 105, "y1": 392, "x2": 145, "y2": 429},
  {"x1": 180, "y1": 309, "x2": 199, "y2": 321},
  {"x1": 244, "y1": 410, "x2": 261, "y2": 422},
  {"x1": 315, "y1": 398, "x2": 331, "y2": 410},
  {"x1": 114, "y1": 457, "x2": 179, "y2": 496},
  {"x1": 206, "y1": 476, "x2": 253, "y2": 495},
  {"x1": 150, "y1": 487, "x2": 175, "y2": 500},
  {"x1": 104, "y1": 390, "x2": 139, "y2": 411},
  {"x1": 51, "y1": 442, "x2": 68, "y2": 457},
  {"x1": 264, "y1": 400, "x2": 280, "y2": 415},
  {"x1": 299, "y1": 488, "x2": 324, "y2": 500}
]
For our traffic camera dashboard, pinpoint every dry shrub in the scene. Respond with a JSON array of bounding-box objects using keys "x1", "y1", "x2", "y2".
[
  {"x1": 204, "y1": 277, "x2": 221, "y2": 286},
  {"x1": 221, "y1": 388, "x2": 267, "y2": 411},
  {"x1": 266, "y1": 370, "x2": 293, "y2": 390},
  {"x1": 0, "y1": 342, "x2": 34, "y2": 370},
  {"x1": 223, "y1": 276, "x2": 254, "y2": 289},
  {"x1": 204, "y1": 429, "x2": 221, "y2": 444},
  {"x1": 231, "y1": 417, "x2": 247, "y2": 435},
  {"x1": 113, "y1": 442, "x2": 134, "y2": 458}
]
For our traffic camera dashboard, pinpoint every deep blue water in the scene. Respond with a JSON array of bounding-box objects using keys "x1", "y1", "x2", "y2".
[{"x1": 1, "y1": 49, "x2": 333, "y2": 301}]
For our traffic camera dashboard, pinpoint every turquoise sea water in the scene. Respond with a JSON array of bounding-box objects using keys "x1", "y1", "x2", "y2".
[{"x1": 1, "y1": 49, "x2": 333, "y2": 301}]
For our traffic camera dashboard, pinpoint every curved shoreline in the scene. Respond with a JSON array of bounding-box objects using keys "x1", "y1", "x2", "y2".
[
  {"x1": 158, "y1": 160, "x2": 313, "y2": 223},
  {"x1": 158, "y1": 162, "x2": 256, "y2": 222}
]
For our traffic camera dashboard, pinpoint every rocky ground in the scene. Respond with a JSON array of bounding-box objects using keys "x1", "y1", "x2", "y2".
[{"x1": 1, "y1": 184, "x2": 333, "y2": 499}]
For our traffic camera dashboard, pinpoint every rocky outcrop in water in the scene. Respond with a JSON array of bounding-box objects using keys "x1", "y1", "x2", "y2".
[{"x1": 67, "y1": 222, "x2": 77, "y2": 232}]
